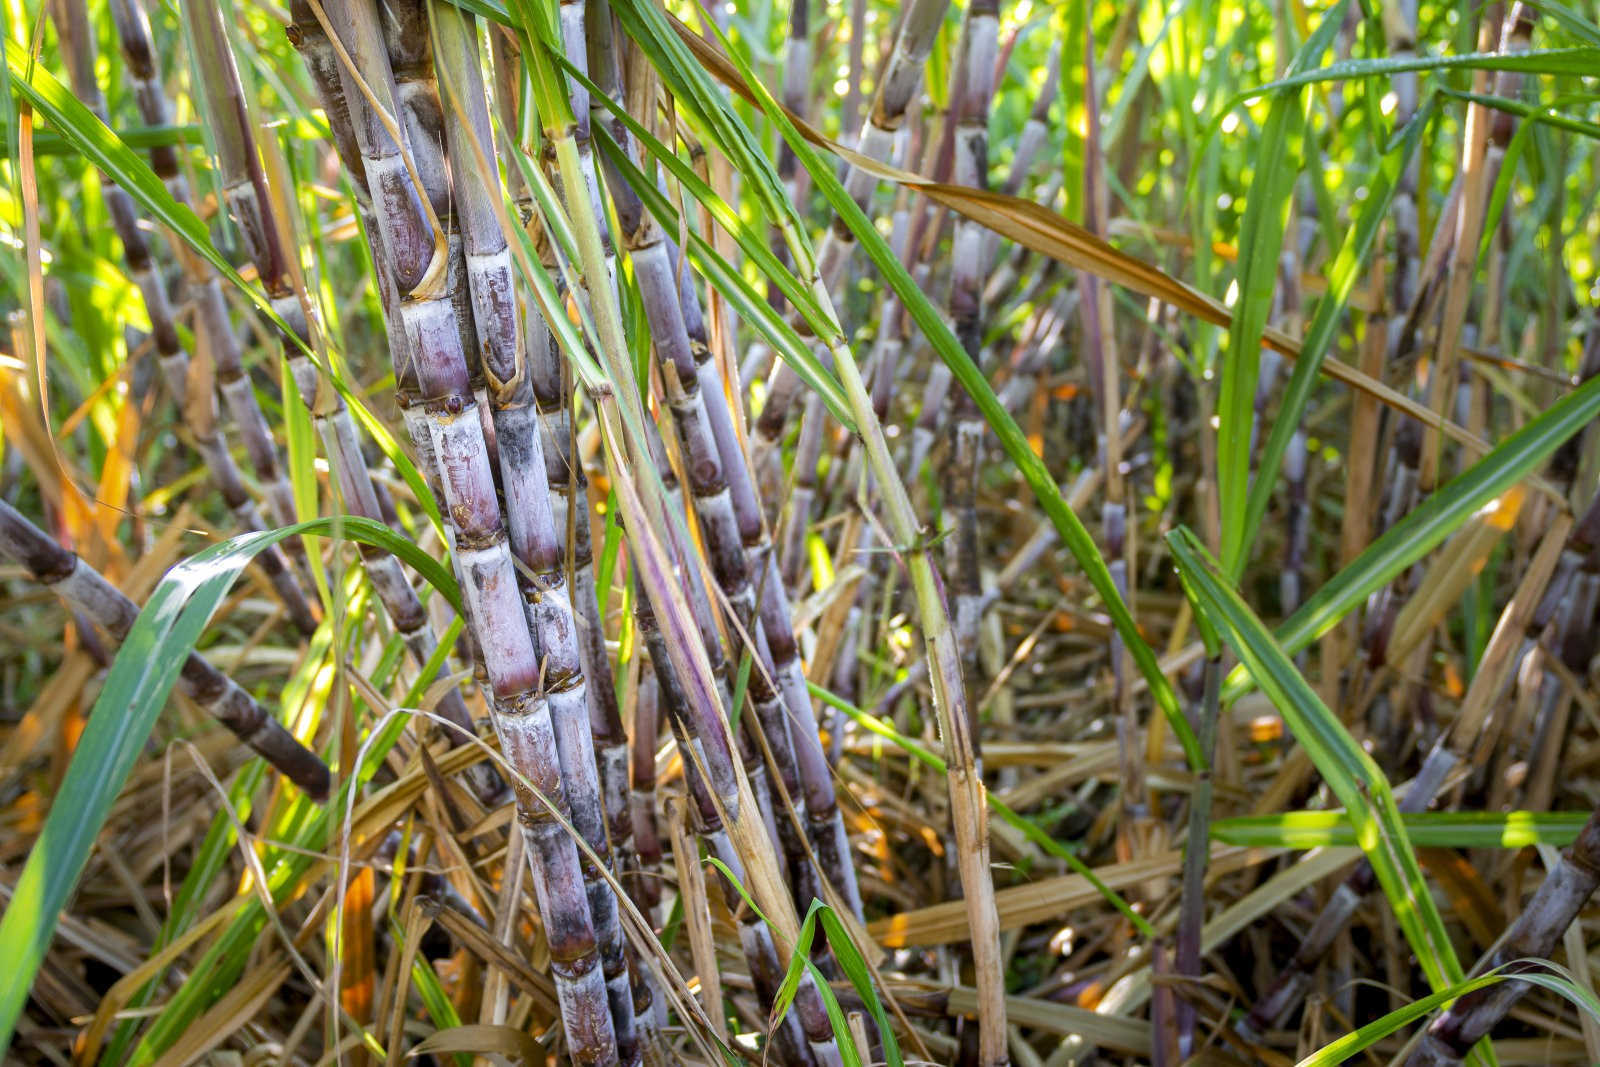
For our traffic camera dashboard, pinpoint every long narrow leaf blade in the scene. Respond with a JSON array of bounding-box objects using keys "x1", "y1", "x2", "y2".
[
  {"x1": 0, "y1": 517, "x2": 460, "y2": 1055},
  {"x1": 1223, "y1": 370, "x2": 1600, "y2": 703},
  {"x1": 1168, "y1": 527, "x2": 1463, "y2": 995},
  {"x1": 1213, "y1": 810, "x2": 1590, "y2": 850},
  {"x1": 1218, "y1": 2, "x2": 1342, "y2": 577}
]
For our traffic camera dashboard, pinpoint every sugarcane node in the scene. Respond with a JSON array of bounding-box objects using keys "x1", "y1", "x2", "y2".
[
  {"x1": 542, "y1": 665, "x2": 585, "y2": 695},
  {"x1": 29, "y1": 548, "x2": 77, "y2": 586},
  {"x1": 898, "y1": 524, "x2": 946, "y2": 557},
  {"x1": 544, "y1": 931, "x2": 604, "y2": 975},
  {"x1": 222, "y1": 187, "x2": 270, "y2": 263}
]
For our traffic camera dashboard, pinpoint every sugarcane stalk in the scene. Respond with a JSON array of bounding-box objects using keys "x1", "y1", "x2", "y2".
[
  {"x1": 0, "y1": 499, "x2": 330, "y2": 800},
  {"x1": 427, "y1": 7, "x2": 639, "y2": 1055},
  {"x1": 1272, "y1": 200, "x2": 1310, "y2": 616},
  {"x1": 1512, "y1": 441, "x2": 1600, "y2": 817},
  {"x1": 530, "y1": 289, "x2": 668, "y2": 1058},
  {"x1": 1173, "y1": 655, "x2": 1220, "y2": 1059},
  {"x1": 94, "y1": 0, "x2": 305, "y2": 560},
  {"x1": 520, "y1": 177, "x2": 656, "y2": 910},
  {"x1": 640, "y1": 616, "x2": 830, "y2": 1067},
  {"x1": 753, "y1": 0, "x2": 951, "y2": 461},
  {"x1": 756, "y1": 0, "x2": 813, "y2": 322},
  {"x1": 1382, "y1": 0, "x2": 1422, "y2": 315},
  {"x1": 630, "y1": 568, "x2": 786, "y2": 1024},
  {"x1": 930, "y1": 14, "x2": 1001, "y2": 1049},
  {"x1": 104, "y1": 179, "x2": 319, "y2": 637},
  {"x1": 189, "y1": 0, "x2": 485, "y2": 779},
  {"x1": 780, "y1": 392, "x2": 827, "y2": 590},
  {"x1": 510, "y1": 22, "x2": 820, "y2": 970},
  {"x1": 525, "y1": 42, "x2": 862, "y2": 1062},
  {"x1": 631, "y1": 670, "x2": 663, "y2": 919},
  {"x1": 1001, "y1": 40, "x2": 1061, "y2": 199},
  {"x1": 946, "y1": 0, "x2": 1001, "y2": 716},
  {"x1": 382, "y1": 0, "x2": 503, "y2": 477},
  {"x1": 1360, "y1": 419, "x2": 1423, "y2": 664},
  {"x1": 643, "y1": 418, "x2": 788, "y2": 889},
  {"x1": 1415, "y1": 9, "x2": 1525, "y2": 493},
  {"x1": 644, "y1": 22, "x2": 1006, "y2": 1044},
  {"x1": 777, "y1": 0, "x2": 812, "y2": 221},
  {"x1": 797, "y1": 198, "x2": 1010, "y2": 1067},
  {"x1": 1365, "y1": 5, "x2": 1530, "y2": 664},
  {"x1": 514, "y1": 185, "x2": 663, "y2": 1048},
  {"x1": 834, "y1": 167, "x2": 933, "y2": 714},
  {"x1": 306, "y1": 3, "x2": 620, "y2": 1059},
  {"x1": 973, "y1": 27, "x2": 1059, "y2": 307},
  {"x1": 545, "y1": 6, "x2": 991, "y2": 1052},
  {"x1": 53, "y1": 0, "x2": 319, "y2": 637},
  {"x1": 818, "y1": 0, "x2": 952, "y2": 293},
  {"x1": 640, "y1": 214, "x2": 866, "y2": 920}
]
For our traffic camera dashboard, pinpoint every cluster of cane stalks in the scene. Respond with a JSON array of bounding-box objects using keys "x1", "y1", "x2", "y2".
[{"x1": 10, "y1": 0, "x2": 1600, "y2": 1064}]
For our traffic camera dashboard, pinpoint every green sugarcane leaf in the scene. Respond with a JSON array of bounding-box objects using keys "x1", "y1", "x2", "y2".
[
  {"x1": 1237, "y1": 91, "x2": 1432, "y2": 563},
  {"x1": 1526, "y1": 0, "x2": 1600, "y2": 46},
  {"x1": 1212, "y1": 811, "x2": 1590, "y2": 850},
  {"x1": 1218, "y1": 0, "x2": 1341, "y2": 579},
  {"x1": 293, "y1": 517, "x2": 463, "y2": 614},
  {"x1": 1223, "y1": 369, "x2": 1600, "y2": 704},
  {"x1": 808, "y1": 924, "x2": 862, "y2": 1067},
  {"x1": 395, "y1": 921, "x2": 471, "y2": 1067},
  {"x1": 7, "y1": 519, "x2": 465, "y2": 1059},
  {"x1": 0, "y1": 120, "x2": 203, "y2": 156},
  {"x1": 1232, "y1": 47, "x2": 1600, "y2": 104},
  {"x1": 0, "y1": 514, "x2": 464, "y2": 1055},
  {"x1": 1443, "y1": 88, "x2": 1600, "y2": 142},
  {"x1": 699, "y1": 6, "x2": 1204, "y2": 770},
  {"x1": 695, "y1": 856, "x2": 831, "y2": 1064},
  {"x1": 0, "y1": 533, "x2": 362, "y2": 1059},
  {"x1": 98, "y1": 595, "x2": 380, "y2": 1064},
  {"x1": 1103, "y1": 0, "x2": 1191, "y2": 147},
  {"x1": 503, "y1": 0, "x2": 560, "y2": 53},
  {"x1": 1168, "y1": 527, "x2": 1464, "y2": 996},
  {"x1": 6, "y1": 40, "x2": 212, "y2": 262},
  {"x1": 0, "y1": 535, "x2": 280, "y2": 1056},
  {"x1": 769, "y1": 900, "x2": 820, "y2": 1050},
  {"x1": 1476, "y1": 110, "x2": 1535, "y2": 271},
  {"x1": 97, "y1": 607, "x2": 357, "y2": 1065},
  {"x1": 718, "y1": 879, "x2": 862, "y2": 1067},
  {"x1": 816, "y1": 905, "x2": 903, "y2": 1067},
  {"x1": 1299, "y1": 964, "x2": 1600, "y2": 1066},
  {"x1": 442, "y1": 0, "x2": 511, "y2": 25},
  {"x1": 123, "y1": 624, "x2": 457, "y2": 1066},
  {"x1": 1298, "y1": 972, "x2": 1503, "y2": 1067}
]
